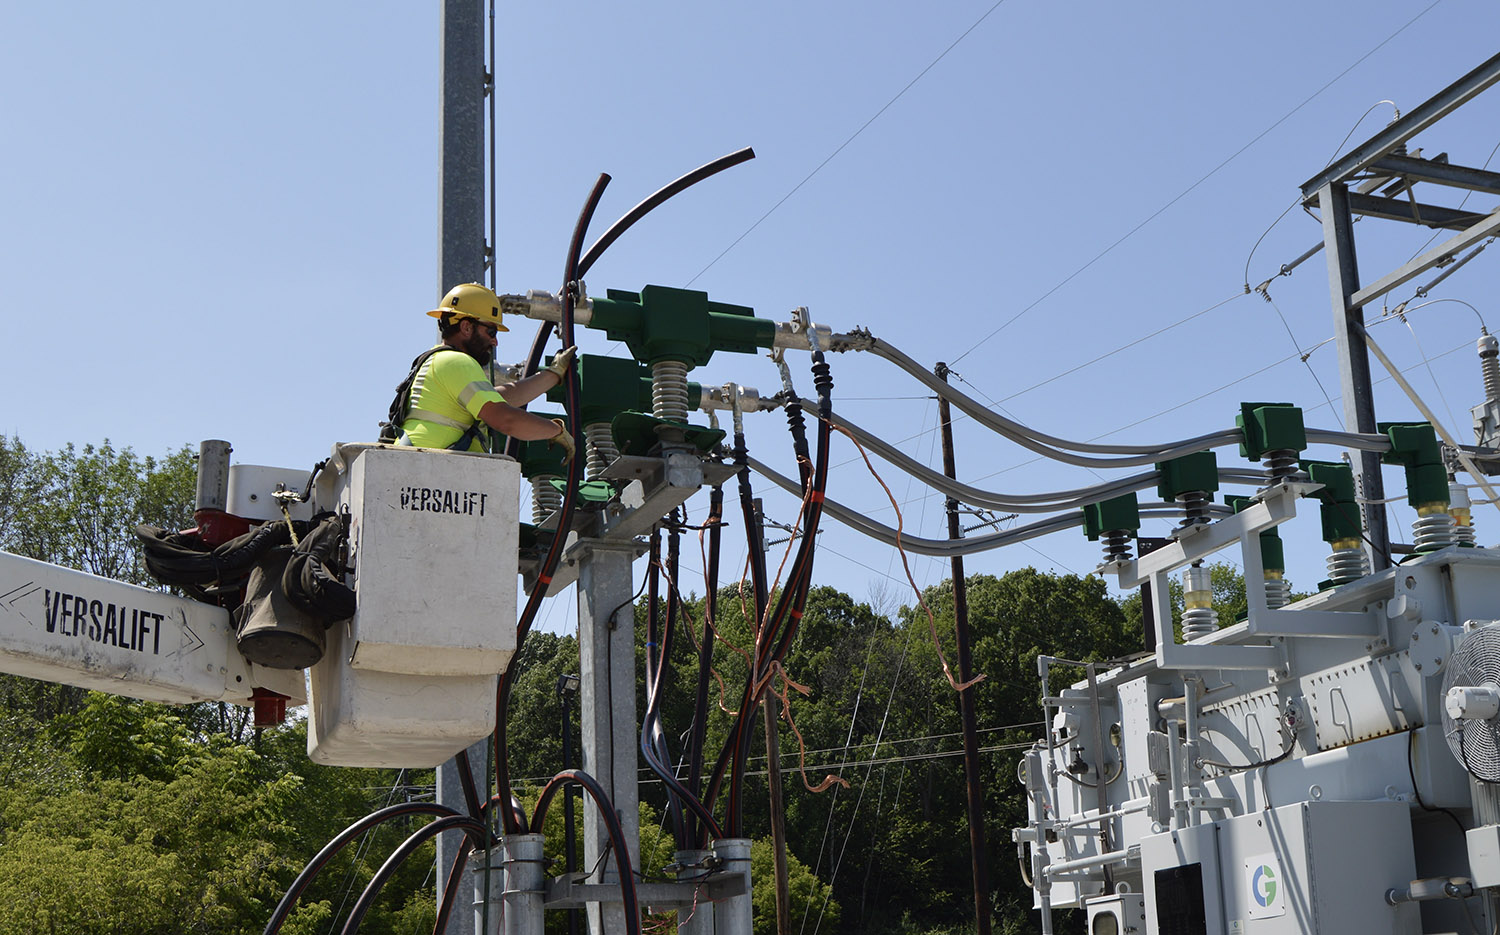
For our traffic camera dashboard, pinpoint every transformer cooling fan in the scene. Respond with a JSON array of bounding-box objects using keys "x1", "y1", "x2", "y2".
[{"x1": 1442, "y1": 624, "x2": 1500, "y2": 782}]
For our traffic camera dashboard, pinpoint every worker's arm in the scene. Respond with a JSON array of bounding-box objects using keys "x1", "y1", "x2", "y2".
[
  {"x1": 493, "y1": 369, "x2": 560, "y2": 408},
  {"x1": 477, "y1": 401, "x2": 565, "y2": 441},
  {"x1": 495, "y1": 346, "x2": 574, "y2": 406}
]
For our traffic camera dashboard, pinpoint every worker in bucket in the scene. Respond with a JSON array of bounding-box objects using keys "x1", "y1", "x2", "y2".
[{"x1": 381, "y1": 282, "x2": 576, "y2": 461}]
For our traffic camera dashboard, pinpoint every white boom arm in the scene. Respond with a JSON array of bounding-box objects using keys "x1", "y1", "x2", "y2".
[{"x1": 0, "y1": 549, "x2": 304, "y2": 706}]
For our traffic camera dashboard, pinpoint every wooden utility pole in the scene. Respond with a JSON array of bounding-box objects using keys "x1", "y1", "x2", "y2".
[
  {"x1": 936, "y1": 363, "x2": 992, "y2": 935},
  {"x1": 755, "y1": 500, "x2": 793, "y2": 934}
]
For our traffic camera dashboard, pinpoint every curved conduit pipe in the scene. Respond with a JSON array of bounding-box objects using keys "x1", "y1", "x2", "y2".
[{"x1": 339, "y1": 815, "x2": 491, "y2": 935}]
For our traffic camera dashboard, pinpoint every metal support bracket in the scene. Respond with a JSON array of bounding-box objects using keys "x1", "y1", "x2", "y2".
[
  {"x1": 544, "y1": 872, "x2": 747, "y2": 910},
  {"x1": 1112, "y1": 483, "x2": 1374, "y2": 671}
]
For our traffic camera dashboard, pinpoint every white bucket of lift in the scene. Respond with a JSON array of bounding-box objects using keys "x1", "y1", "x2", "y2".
[
  {"x1": 304, "y1": 443, "x2": 520, "y2": 767},
  {"x1": 337, "y1": 443, "x2": 519, "y2": 676},
  {"x1": 306, "y1": 616, "x2": 497, "y2": 767}
]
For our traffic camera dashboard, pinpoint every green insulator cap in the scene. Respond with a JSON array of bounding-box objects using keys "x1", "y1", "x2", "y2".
[
  {"x1": 1237, "y1": 402, "x2": 1306, "y2": 460},
  {"x1": 1156, "y1": 451, "x2": 1219, "y2": 500},
  {"x1": 1082, "y1": 493, "x2": 1139, "y2": 541}
]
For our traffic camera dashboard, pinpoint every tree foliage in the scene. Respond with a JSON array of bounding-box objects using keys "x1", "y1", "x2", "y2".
[{"x1": 0, "y1": 439, "x2": 436, "y2": 934}]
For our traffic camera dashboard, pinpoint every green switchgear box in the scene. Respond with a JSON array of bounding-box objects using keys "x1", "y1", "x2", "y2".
[
  {"x1": 1378, "y1": 422, "x2": 1448, "y2": 507},
  {"x1": 1301, "y1": 460, "x2": 1362, "y2": 543},
  {"x1": 1227, "y1": 495, "x2": 1286, "y2": 573},
  {"x1": 1238, "y1": 402, "x2": 1306, "y2": 460},
  {"x1": 1082, "y1": 494, "x2": 1139, "y2": 541},
  {"x1": 590, "y1": 285, "x2": 775, "y2": 367},
  {"x1": 1156, "y1": 451, "x2": 1219, "y2": 501}
]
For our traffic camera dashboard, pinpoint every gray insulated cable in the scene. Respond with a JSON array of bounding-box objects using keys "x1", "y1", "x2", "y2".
[
  {"x1": 745, "y1": 456, "x2": 1228, "y2": 556},
  {"x1": 1305, "y1": 428, "x2": 1393, "y2": 451},
  {"x1": 859, "y1": 338, "x2": 1243, "y2": 466},
  {"x1": 812, "y1": 402, "x2": 1276, "y2": 511}
]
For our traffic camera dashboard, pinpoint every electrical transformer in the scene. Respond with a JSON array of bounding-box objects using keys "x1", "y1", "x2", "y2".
[{"x1": 1015, "y1": 488, "x2": 1500, "y2": 935}]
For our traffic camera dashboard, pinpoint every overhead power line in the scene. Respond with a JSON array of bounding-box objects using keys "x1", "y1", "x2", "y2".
[
  {"x1": 686, "y1": 0, "x2": 1013, "y2": 286},
  {"x1": 953, "y1": 0, "x2": 1445, "y2": 365}
]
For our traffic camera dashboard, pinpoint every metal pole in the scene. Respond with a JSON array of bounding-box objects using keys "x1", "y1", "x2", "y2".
[
  {"x1": 578, "y1": 545, "x2": 641, "y2": 935},
  {"x1": 559, "y1": 675, "x2": 581, "y2": 935},
  {"x1": 674, "y1": 849, "x2": 716, "y2": 935},
  {"x1": 439, "y1": 0, "x2": 486, "y2": 296},
  {"x1": 935, "y1": 363, "x2": 992, "y2": 935},
  {"x1": 1318, "y1": 181, "x2": 1390, "y2": 570},
  {"x1": 710, "y1": 838, "x2": 753, "y2": 935},
  {"x1": 501, "y1": 834, "x2": 546, "y2": 935},
  {"x1": 436, "y1": 3, "x2": 489, "y2": 931}
]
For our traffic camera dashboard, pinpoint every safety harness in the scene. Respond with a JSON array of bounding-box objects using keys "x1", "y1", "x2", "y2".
[{"x1": 378, "y1": 347, "x2": 487, "y2": 451}]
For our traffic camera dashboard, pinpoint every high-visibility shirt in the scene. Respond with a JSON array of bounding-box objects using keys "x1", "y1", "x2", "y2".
[{"x1": 397, "y1": 346, "x2": 506, "y2": 451}]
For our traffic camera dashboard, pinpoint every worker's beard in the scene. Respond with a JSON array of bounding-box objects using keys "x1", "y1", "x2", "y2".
[{"x1": 461, "y1": 331, "x2": 493, "y2": 366}]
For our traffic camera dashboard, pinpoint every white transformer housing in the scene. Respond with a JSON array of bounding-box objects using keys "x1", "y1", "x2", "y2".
[{"x1": 305, "y1": 443, "x2": 521, "y2": 767}]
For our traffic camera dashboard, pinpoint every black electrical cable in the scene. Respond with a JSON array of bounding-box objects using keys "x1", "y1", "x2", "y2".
[
  {"x1": 1198, "y1": 733, "x2": 1296, "y2": 773},
  {"x1": 262, "y1": 802, "x2": 466, "y2": 935},
  {"x1": 640, "y1": 532, "x2": 685, "y2": 843},
  {"x1": 761, "y1": 358, "x2": 833, "y2": 665},
  {"x1": 503, "y1": 148, "x2": 757, "y2": 459},
  {"x1": 432, "y1": 843, "x2": 476, "y2": 935},
  {"x1": 685, "y1": 484, "x2": 723, "y2": 846},
  {"x1": 635, "y1": 512, "x2": 726, "y2": 846},
  {"x1": 1407, "y1": 728, "x2": 1469, "y2": 840},
  {"x1": 454, "y1": 746, "x2": 485, "y2": 822},
  {"x1": 529, "y1": 769, "x2": 643, "y2": 935},
  {"x1": 495, "y1": 172, "x2": 608, "y2": 838},
  {"x1": 650, "y1": 517, "x2": 689, "y2": 845},
  {"x1": 577, "y1": 147, "x2": 755, "y2": 279},
  {"x1": 709, "y1": 352, "x2": 836, "y2": 837},
  {"x1": 725, "y1": 426, "x2": 773, "y2": 837},
  {"x1": 338, "y1": 814, "x2": 490, "y2": 935}
]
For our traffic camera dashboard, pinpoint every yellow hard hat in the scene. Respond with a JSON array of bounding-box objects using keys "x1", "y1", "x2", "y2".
[{"x1": 427, "y1": 282, "x2": 509, "y2": 331}]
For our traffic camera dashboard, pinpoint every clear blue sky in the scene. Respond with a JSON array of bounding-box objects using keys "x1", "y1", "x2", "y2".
[{"x1": 4, "y1": 2, "x2": 1499, "y2": 629}]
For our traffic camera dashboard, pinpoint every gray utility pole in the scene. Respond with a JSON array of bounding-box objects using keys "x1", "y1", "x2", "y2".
[
  {"x1": 1299, "y1": 52, "x2": 1500, "y2": 571},
  {"x1": 436, "y1": 1, "x2": 487, "y2": 933},
  {"x1": 935, "y1": 364, "x2": 991, "y2": 935},
  {"x1": 577, "y1": 544, "x2": 642, "y2": 935}
]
